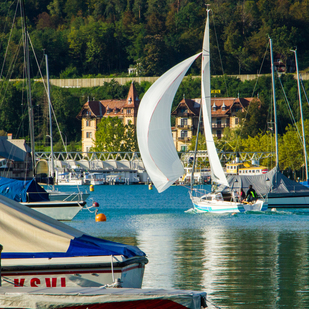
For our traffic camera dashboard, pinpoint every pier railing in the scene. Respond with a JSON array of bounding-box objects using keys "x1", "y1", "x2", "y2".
[{"x1": 35, "y1": 151, "x2": 275, "y2": 169}]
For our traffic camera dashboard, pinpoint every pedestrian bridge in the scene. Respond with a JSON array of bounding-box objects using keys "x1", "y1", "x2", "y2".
[{"x1": 35, "y1": 151, "x2": 274, "y2": 169}]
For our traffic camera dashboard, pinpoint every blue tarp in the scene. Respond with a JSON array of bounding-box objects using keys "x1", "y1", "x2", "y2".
[
  {"x1": 0, "y1": 177, "x2": 49, "y2": 202},
  {"x1": 2, "y1": 234, "x2": 146, "y2": 259}
]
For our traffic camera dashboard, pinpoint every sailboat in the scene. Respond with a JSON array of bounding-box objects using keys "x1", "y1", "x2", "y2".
[
  {"x1": 217, "y1": 38, "x2": 309, "y2": 209},
  {"x1": 137, "y1": 8, "x2": 267, "y2": 213},
  {"x1": 0, "y1": 195, "x2": 147, "y2": 288}
]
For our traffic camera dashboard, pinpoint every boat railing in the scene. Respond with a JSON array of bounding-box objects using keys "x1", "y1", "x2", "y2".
[{"x1": 190, "y1": 187, "x2": 209, "y2": 199}]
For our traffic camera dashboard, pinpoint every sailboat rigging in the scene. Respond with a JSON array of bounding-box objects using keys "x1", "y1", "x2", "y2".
[
  {"x1": 137, "y1": 8, "x2": 267, "y2": 213},
  {"x1": 0, "y1": 1, "x2": 89, "y2": 220},
  {"x1": 217, "y1": 37, "x2": 309, "y2": 209}
]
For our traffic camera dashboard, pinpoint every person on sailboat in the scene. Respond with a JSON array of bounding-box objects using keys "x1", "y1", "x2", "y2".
[
  {"x1": 246, "y1": 185, "x2": 257, "y2": 202},
  {"x1": 239, "y1": 188, "x2": 246, "y2": 202}
]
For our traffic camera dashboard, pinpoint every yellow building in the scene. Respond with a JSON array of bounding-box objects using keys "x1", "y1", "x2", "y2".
[
  {"x1": 76, "y1": 82, "x2": 139, "y2": 153},
  {"x1": 172, "y1": 97, "x2": 259, "y2": 151}
]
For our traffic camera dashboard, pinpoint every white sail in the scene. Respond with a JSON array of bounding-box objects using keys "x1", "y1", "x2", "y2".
[
  {"x1": 137, "y1": 53, "x2": 201, "y2": 193},
  {"x1": 201, "y1": 10, "x2": 229, "y2": 186}
]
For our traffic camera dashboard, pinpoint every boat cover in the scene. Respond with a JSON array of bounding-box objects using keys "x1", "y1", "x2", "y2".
[
  {"x1": 0, "y1": 287, "x2": 207, "y2": 309},
  {"x1": 0, "y1": 195, "x2": 145, "y2": 259},
  {"x1": 0, "y1": 177, "x2": 49, "y2": 202},
  {"x1": 217, "y1": 167, "x2": 309, "y2": 196}
]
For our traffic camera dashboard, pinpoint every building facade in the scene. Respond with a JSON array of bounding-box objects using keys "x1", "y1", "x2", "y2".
[
  {"x1": 172, "y1": 97, "x2": 257, "y2": 151},
  {"x1": 76, "y1": 82, "x2": 140, "y2": 153}
]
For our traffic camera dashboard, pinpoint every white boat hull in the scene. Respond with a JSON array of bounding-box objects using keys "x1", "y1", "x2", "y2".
[
  {"x1": 1, "y1": 255, "x2": 147, "y2": 289},
  {"x1": 0, "y1": 287, "x2": 207, "y2": 309},
  {"x1": 57, "y1": 179, "x2": 84, "y2": 186},
  {"x1": 267, "y1": 192, "x2": 309, "y2": 208},
  {"x1": 191, "y1": 197, "x2": 267, "y2": 213},
  {"x1": 22, "y1": 200, "x2": 86, "y2": 221}
]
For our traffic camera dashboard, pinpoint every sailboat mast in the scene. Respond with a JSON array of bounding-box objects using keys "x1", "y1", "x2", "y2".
[
  {"x1": 292, "y1": 49, "x2": 308, "y2": 181},
  {"x1": 21, "y1": 0, "x2": 36, "y2": 175},
  {"x1": 190, "y1": 107, "x2": 202, "y2": 192},
  {"x1": 45, "y1": 54, "x2": 55, "y2": 186},
  {"x1": 269, "y1": 37, "x2": 279, "y2": 170}
]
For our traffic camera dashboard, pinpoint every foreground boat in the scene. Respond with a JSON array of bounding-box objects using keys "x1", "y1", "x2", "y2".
[
  {"x1": 0, "y1": 287, "x2": 207, "y2": 309},
  {"x1": 136, "y1": 9, "x2": 267, "y2": 213},
  {"x1": 0, "y1": 195, "x2": 147, "y2": 288},
  {"x1": 0, "y1": 177, "x2": 88, "y2": 220}
]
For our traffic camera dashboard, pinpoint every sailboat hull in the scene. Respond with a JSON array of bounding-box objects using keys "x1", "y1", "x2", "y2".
[
  {"x1": 22, "y1": 200, "x2": 86, "y2": 221},
  {"x1": 191, "y1": 197, "x2": 267, "y2": 213}
]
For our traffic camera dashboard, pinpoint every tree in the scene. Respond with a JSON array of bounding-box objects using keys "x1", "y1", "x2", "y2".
[{"x1": 93, "y1": 116, "x2": 137, "y2": 152}]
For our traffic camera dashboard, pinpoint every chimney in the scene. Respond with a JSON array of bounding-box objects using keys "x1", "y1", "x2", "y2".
[{"x1": 7, "y1": 133, "x2": 12, "y2": 140}]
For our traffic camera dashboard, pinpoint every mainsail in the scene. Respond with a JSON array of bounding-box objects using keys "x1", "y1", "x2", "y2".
[
  {"x1": 137, "y1": 53, "x2": 201, "y2": 193},
  {"x1": 200, "y1": 10, "x2": 229, "y2": 186}
]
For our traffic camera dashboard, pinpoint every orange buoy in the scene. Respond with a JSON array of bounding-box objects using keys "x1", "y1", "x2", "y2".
[{"x1": 95, "y1": 213, "x2": 106, "y2": 222}]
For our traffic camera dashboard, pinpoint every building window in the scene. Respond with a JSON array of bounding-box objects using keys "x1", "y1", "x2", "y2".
[
  {"x1": 181, "y1": 145, "x2": 187, "y2": 152},
  {"x1": 235, "y1": 118, "x2": 239, "y2": 125},
  {"x1": 181, "y1": 130, "x2": 188, "y2": 138},
  {"x1": 180, "y1": 118, "x2": 188, "y2": 126},
  {"x1": 86, "y1": 146, "x2": 91, "y2": 152},
  {"x1": 86, "y1": 120, "x2": 90, "y2": 126},
  {"x1": 216, "y1": 130, "x2": 221, "y2": 139},
  {"x1": 127, "y1": 109, "x2": 131, "y2": 114},
  {"x1": 86, "y1": 132, "x2": 92, "y2": 138}
]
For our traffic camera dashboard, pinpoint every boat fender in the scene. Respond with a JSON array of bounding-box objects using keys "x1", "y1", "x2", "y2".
[
  {"x1": 90, "y1": 184, "x2": 94, "y2": 191},
  {"x1": 92, "y1": 201, "x2": 99, "y2": 208}
]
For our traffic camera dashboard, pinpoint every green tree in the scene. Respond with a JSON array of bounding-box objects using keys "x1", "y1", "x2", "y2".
[{"x1": 93, "y1": 116, "x2": 136, "y2": 152}]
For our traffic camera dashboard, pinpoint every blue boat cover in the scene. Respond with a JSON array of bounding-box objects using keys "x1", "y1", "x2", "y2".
[
  {"x1": 0, "y1": 177, "x2": 49, "y2": 202},
  {"x1": 2, "y1": 234, "x2": 145, "y2": 259}
]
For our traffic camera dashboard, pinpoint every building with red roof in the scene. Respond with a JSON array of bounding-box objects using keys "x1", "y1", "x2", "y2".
[
  {"x1": 172, "y1": 97, "x2": 259, "y2": 151},
  {"x1": 76, "y1": 82, "x2": 139, "y2": 153}
]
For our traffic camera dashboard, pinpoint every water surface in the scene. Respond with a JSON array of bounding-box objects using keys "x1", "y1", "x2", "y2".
[{"x1": 61, "y1": 184, "x2": 309, "y2": 309}]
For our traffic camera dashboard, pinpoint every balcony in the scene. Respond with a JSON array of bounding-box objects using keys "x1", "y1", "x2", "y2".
[
  {"x1": 211, "y1": 123, "x2": 229, "y2": 129},
  {"x1": 177, "y1": 124, "x2": 193, "y2": 130},
  {"x1": 178, "y1": 137, "x2": 191, "y2": 142}
]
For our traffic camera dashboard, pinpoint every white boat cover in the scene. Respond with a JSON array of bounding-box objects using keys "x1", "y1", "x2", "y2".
[
  {"x1": 201, "y1": 11, "x2": 229, "y2": 187},
  {"x1": 0, "y1": 195, "x2": 145, "y2": 258},
  {"x1": 137, "y1": 53, "x2": 201, "y2": 193},
  {"x1": 0, "y1": 287, "x2": 207, "y2": 309}
]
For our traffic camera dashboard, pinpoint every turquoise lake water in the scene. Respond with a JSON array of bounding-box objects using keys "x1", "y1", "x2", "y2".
[{"x1": 59, "y1": 184, "x2": 309, "y2": 309}]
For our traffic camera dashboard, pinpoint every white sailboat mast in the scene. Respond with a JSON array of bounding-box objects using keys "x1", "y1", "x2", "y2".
[
  {"x1": 292, "y1": 49, "x2": 308, "y2": 181},
  {"x1": 45, "y1": 54, "x2": 55, "y2": 186},
  {"x1": 269, "y1": 37, "x2": 279, "y2": 170}
]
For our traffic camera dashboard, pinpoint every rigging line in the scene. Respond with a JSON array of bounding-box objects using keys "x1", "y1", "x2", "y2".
[
  {"x1": 300, "y1": 74, "x2": 309, "y2": 106},
  {"x1": 233, "y1": 40, "x2": 271, "y2": 153},
  {"x1": 27, "y1": 33, "x2": 68, "y2": 152},
  {"x1": 0, "y1": 0, "x2": 20, "y2": 80},
  {"x1": 0, "y1": 37, "x2": 23, "y2": 109},
  {"x1": 277, "y1": 73, "x2": 302, "y2": 144},
  {"x1": 251, "y1": 41, "x2": 270, "y2": 97},
  {"x1": 211, "y1": 12, "x2": 228, "y2": 96}
]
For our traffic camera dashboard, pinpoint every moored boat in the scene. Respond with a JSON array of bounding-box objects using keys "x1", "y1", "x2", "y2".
[
  {"x1": 0, "y1": 287, "x2": 207, "y2": 309},
  {"x1": 0, "y1": 195, "x2": 148, "y2": 289},
  {"x1": 0, "y1": 176, "x2": 87, "y2": 220}
]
